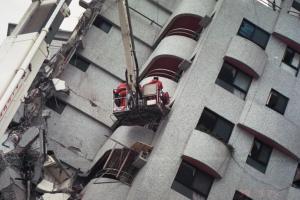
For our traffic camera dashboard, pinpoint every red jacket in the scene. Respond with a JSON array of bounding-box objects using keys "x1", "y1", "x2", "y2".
[
  {"x1": 115, "y1": 82, "x2": 128, "y2": 96},
  {"x1": 149, "y1": 79, "x2": 163, "y2": 90}
]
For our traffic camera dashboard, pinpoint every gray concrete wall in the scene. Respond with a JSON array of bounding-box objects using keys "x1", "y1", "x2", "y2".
[{"x1": 47, "y1": 105, "x2": 111, "y2": 172}]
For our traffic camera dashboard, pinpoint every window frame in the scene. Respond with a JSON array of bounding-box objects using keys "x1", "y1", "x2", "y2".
[
  {"x1": 237, "y1": 18, "x2": 270, "y2": 49},
  {"x1": 282, "y1": 47, "x2": 300, "y2": 76},
  {"x1": 171, "y1": 161, "x2": 214, "y2": 199},
  {"x1": 266, "y1": 89, "x2": 289, "y2": 115},
  {"x1": 246, "y1": 138, "x2": 272, "y2": 173},
  {"x1": 196, "y1": 108, "x2": 234, "y2": 143},
  {"x1": 292, "y1": 0, "x2": 300, "y2": 12},
  {"x1": 216, "y1": 62, "x2": 253, "y2": 99}
]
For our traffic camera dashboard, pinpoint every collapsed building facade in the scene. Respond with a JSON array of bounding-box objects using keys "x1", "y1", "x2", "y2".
[{"x1": 1, "y1": 0, "x2": 300, "y2": 199}]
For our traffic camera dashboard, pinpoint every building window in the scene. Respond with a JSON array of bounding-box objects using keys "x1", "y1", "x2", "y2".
[
  {"x1": 293, "y1": 163, "x2": 300, "y2": 188},
  {"x1": 246, "y1": 139, "x2": 272, "y2": 173},
  {"x1": 7, "y1": 23, "x2": 16, "y2": 36},
  {"x1": 196, "y1": 108, "x2": 234, "y2": 143},
  {"x1": 233, "y1": 191, "x2": 253, "y2": 200},
  {"x1": 93, "y1": 16, "x2": 112, "y2": 33},
  {"x1": 69, "y1": 54, "x2": 90, "y2": 72},
  {"x1": 281, "y1": 47, "x2": 300, "y2": 76},
  {"x1": 266, "y1": 89, "x2": 289, "y2": 115},
  {"x1": 171, "y1": 161, "x2": 214, "y2": 199},
  {"x1": 216, "y1": 62, "x2": 252, "y2": 99},
  {"x1": 238, "y1": 19, "x2": 270, "y2": 49},
  {"x1": 45, "y1": 96, "x2": 67, "y2": 114},
  {"x1": 292, "y1": 0, "x2": 300, "y2": 11}
]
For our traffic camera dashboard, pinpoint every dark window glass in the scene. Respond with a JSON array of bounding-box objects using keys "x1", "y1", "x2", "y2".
[
  {"x1": 246, "y1": 139, "x2": 272, "y2": 173},
  {"x1": 69, "y1": 54, "x2": 90, "y2": 72},
  {"x1": 239, "y1": 20, "x2": 255, "y2": 39},
  {"x1": 171, "y1": 161, "x2": 214, "y2": 199},
  {"x1": 266, "y1": 89, "x2": 289, "y2": 115},
  {"x1": 282, "y1": 47, "x2": 300, "y2": 76},
  {"x1": 238, "y1": 19, "x2": 270, "y2": 49},
  {"x1": 196, "y1": 108, "x2": 234, "y2": 143},
  {"x1": 216, "y1": 62, "x2": 252, "y2": 99},
  {"x1": 93, "y1": 16, "x2": 112, "y2": 33},
  {"x1": 292, "y1": 0, "x2": 300, "y2": 11},
  {"x1": 45, "y1": 96, "x2": 67, "y2": 114},
  {"x1": 233, "y1": 191, "x2": 253, "y2": 200}
]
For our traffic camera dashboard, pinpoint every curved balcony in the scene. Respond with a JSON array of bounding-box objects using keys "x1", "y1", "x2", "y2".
[
  {"x1": 238, "y1": 101, "x2": 300, "y2": 159},
  {"x1": 224, "y1": 36, "x2": 267, "y2": 79},
  {"x1": 82, "y1": 178, "x2": 129, "y2": 200},
  {"x1": 273, "y1": 13, "x2": 300, "y2": 52},
  {"x1": 183, "y1": 130, "x2": 231, "y2": 178},
  {"x1": 141, "y1": 35, "x2": 196, "y2": 82},
  {"x1": 155, "y1": 0, "x2": 216, "y2": 43},
  {"x1": 91, "y1": 126, "x2": 154, "y2": 168}
]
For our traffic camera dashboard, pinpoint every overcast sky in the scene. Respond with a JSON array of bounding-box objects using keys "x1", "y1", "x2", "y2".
[{"x1": 0, "y1": 0, "x2": 85, "y2": 44}]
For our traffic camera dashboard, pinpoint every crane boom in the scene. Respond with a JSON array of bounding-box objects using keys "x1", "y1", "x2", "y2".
[{"x1": 117, "y1": 0, "x2": 139, "y2": 92}]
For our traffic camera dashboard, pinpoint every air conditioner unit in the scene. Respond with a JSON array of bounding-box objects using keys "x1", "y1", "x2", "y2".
[{"x1": 132, "y1": 151, "x2": 148, "y2": 169}]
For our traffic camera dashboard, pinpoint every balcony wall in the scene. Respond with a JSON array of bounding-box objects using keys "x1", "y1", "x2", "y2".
[
  {"x1": 224, "y1": 35, "x2": 267, "y2": 78},
  {"x1": 273, "y1": 13, "x2": 300, "y2": 52},
  {"x1": 238, "y1": 101, "x2": 300, "y2": 159},
  {"x1": 141, "y1": 35, "x2": 196, "y2": 82},
  {"x1": 183, "y1": 130, "x2": 231, "y2": 178},
  {"x1": 287, "y1": 187, "x2": 300, "y2": 200},
  {"x1": 82, "y1": 178, "x2": 129, "y2": 200},
  {"x1": 156, "y1": 0, "x2": 216, "y2": 42}
]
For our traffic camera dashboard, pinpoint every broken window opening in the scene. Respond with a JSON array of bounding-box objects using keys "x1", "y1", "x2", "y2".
[
  {"x1": 93, "y1": 15, "x2": 113, "y2": 33},
  {"x1": 69, "y1": 54, "x2": 90, "y2": 72},
  {"x1": 45, "y1": 96, "x2": 67, "y2": 114}
]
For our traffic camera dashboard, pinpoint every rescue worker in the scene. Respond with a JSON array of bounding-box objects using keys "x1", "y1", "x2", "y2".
[
  {"x1": 149, "y1": 77, "x2": 163, "y2": 91},
  {"x1": 113, "y1": 81, "x2": 128, "y2": 110},
  {"x1": 147, "y1": 77, "x2": 170, "y2": 105}
]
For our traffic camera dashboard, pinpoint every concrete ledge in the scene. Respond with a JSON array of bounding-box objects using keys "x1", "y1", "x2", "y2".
[
  {"x1": 224, "y1": 35, "x2": 267, "y2": 79},
  {"x1": 238, "y1": 101, "x2": 300, "y2": 160},
  {"x1": 183, "y1": 130, "x2": 230, "y2": 178},
  {"x1": 274, "y1": 13, "x2": 300, "y2": 52}
]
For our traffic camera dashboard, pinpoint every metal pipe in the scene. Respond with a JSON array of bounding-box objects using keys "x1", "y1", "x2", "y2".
[{"x1": 0, "y1": 0, "x2": 67, "y2": 123}]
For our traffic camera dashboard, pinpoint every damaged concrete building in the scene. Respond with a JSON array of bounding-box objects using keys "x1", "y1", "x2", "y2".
[{"x1": 1, "y1": 0, "x2": 300, "y2": 200}]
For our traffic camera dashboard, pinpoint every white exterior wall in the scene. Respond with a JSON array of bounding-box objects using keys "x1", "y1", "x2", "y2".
[{"x1": 46, "y1": 0, "x2": 300, "y2": 199}]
